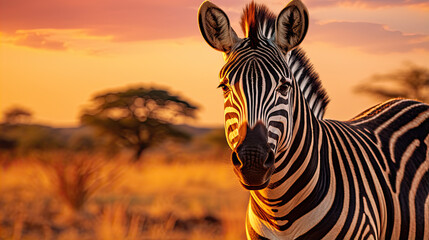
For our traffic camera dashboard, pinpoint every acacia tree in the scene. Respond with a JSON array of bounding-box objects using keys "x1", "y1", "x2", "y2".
[
  {"x1": 355, "y1": 63, "x2": 429, "y2": 103},
  {"x1": 80, "y1": 87, "x2": 198, "y2": 161},
  {"x1": 3, "y1": 106, "x2": 32, "y2": 124}
]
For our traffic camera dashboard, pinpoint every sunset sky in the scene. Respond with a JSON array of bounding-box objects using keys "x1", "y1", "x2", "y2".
[{"x1": 1, "y1": 0, "x2": 428, "y2": 127}]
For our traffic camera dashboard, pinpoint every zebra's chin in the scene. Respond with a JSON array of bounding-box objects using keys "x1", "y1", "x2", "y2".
[{"x1": 240, "y1": 178, "x2": 270, "y2": 190}]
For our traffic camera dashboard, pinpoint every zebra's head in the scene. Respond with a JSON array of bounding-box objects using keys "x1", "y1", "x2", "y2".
[{"x1": 198, "y1": 0, "x2": 309, "y2": 190}]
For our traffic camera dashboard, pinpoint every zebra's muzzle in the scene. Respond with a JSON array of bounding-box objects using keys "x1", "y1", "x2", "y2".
[
  {"x1": 231, "y1": 122, "x2": 275, "y2": 190},
  {"x1": 232, "y1": 150, "x2": 275, "y2": 190}
]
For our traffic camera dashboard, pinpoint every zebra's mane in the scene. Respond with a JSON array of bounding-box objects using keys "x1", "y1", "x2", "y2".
[
  {"x1": 288, "y1": 48, "x2": 329, "y2": 119},
  {"x1": 240, "y1": 2, "x2": 329, "y2": 119},
  {"x1": 240, "y1": 2, "x2": 276, "y2": 43}
]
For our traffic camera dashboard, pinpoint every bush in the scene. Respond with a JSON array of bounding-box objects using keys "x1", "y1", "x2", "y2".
[{"x1": 40, "y1": 152, "x2": 120, "y2": 211}]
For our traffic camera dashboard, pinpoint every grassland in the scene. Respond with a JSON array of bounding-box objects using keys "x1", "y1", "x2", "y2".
[{"x1": 0, "y1": 148, "x2": 249, "y2": 239}]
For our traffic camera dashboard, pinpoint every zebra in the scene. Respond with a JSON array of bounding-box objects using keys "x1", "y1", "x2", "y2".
[{"x1": 198, "y1": 0, "x2": 429, "y2": 239}]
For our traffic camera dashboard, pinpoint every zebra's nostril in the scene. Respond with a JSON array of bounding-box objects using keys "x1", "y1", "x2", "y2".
[
  {"x1": 232, "y1": 151, "x2": 243, "y2": 168},
  {"x1": 263, "y1": 150, "x2": 275, "y2": 168}
]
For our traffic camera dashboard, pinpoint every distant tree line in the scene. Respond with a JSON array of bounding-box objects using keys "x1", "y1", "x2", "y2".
[{"x1": 0, "y1": 123, "x2": 99, "y2": 154}]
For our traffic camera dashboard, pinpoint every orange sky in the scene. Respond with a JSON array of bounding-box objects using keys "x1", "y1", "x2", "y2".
[{"x1": 1, "y1": 0, "x2": 428, "y2": 127}]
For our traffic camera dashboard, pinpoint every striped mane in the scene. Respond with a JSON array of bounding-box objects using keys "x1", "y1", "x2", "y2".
[
  {"x1": 240, "y1": 2, "x2": 329, "y2": 119},
  {"x1": 288, "y1": 48, "x2": 329, "y2": 119}
]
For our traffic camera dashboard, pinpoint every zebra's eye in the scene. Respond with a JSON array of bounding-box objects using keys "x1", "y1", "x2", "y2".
[
  {"x1": 277, "y1": 81, "x2": 291, "y2": 95},
  {"x1": 218, "y1": 83, "x2": 230, "y2": 93}
]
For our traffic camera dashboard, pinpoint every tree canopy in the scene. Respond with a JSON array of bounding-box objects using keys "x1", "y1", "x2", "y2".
[
  {"x1": 80, "y1": 86, "x2": 198, "y2": 160},
  {"x1": 355, "y1": 63, "x2": 429, "y2": 103}
]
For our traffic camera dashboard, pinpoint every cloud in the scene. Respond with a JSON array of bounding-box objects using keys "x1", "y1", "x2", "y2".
[
  {"x1": 0, "y1": 0, "x2": 203, "y2": 42},
  {"x1": 0, "y1": 0, "x2": 254, "y2": 52},
  {"x1": 307, "y1": 21, "x2": 429, "y2": 53},
  {"x1": 0, "y1": 0, "x2": 263, "y2": 42},
  {"x1": 13, "y1": 31, "x2": 67, "y2": 50},
  {"x1": 305, "y1": 0, "x2": 429, "y2": 8},
  {"x1": 0, "y1": 29, "x2": 117, "y2": 55}
]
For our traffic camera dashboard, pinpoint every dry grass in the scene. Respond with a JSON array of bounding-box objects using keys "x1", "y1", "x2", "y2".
[
  {"x1": 96, "y1": 203, "x2": 141, "y2": 240},
  {"x1": 0, "y1": 150, "x2": 248, "y2": 239}
]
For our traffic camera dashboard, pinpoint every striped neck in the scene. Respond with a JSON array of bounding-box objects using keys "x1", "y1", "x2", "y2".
[{"x1": 246, "y1": 81, "x2": 331, "y2": 237}]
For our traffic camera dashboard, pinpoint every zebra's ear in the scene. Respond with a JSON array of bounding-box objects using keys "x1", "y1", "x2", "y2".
[
  {"x1": 275, "y1": 0, "x2": 309, "y2": 53},
  {"x1": 198, "y1": 1, "x2": 240, "y2": 54}
]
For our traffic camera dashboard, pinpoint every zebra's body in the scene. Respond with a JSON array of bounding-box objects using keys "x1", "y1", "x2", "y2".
[
  {"x1": 198, "y1": 1, "x2": 429, "y2": 239},
  {"x1": 247, "y1": 85, "x2": 429, "y2": 239}
]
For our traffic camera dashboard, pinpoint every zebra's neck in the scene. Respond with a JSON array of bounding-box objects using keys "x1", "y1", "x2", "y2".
[{"x1": 247, "y1": 81, "x2": 332, "y2": 237}]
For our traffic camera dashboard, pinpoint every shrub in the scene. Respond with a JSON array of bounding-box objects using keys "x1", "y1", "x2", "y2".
[{"x1": 40, "y1": 152, "x2": 120, "y2": 211}]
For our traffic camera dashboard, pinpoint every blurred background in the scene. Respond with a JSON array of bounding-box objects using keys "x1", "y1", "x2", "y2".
[{"x1": 0, "y1": 0, "x2": 428, "y2": 239}]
